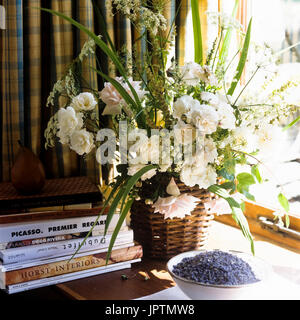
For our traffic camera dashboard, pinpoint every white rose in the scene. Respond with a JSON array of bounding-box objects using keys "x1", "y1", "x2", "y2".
[
  {"x1": 71, "y1": 92, "x2": 97, "y2": 111},
  {"x1": 180, "y1": 162, "x2": 203, "y2": 187},
  {"x1": 198, "y1": 165, "x2": 218, "y2": 189},
  {"x1": 123, "y1": 77, "x2": 146, "y2": 101},
  {"x1": 198, "y1": 137, "x2": 218, "y2": 165},
  {"x1": 216, "y1": 102, "x2": 236, "y2": 130},
  {"x1": 57, "y1": 107, "x2": 83, "y2": 144},
  {"x1": 180, "y1": 161, "x2": 217, "y2": 189},
  {"x1": 181, "y1": 64, "x2": 218, "y2": 86},
  {"x1": 69, "y1": 129, "x2": 95, "y2": 155},
  {"x1": 180, "y1": 62, "x2": 204, "y2": 86},
  {"x1": 201, "y1": 92, "x2": 219, "y2": 105},
  {"x1": 202, "y1": 65, "x2": 219, "y2": 87},
  {"x1": 173, "y1": 95, "x2": 199, "y2": 119},
  {"x1": 186, "y1": 104, "x2": 219, "y2": 134},
  {"x1": 173, "y1": 120, "x2": 196, "y2": 145},
  {"x1": 100, "y1": 77, "x2": 146, "y2": 116}
]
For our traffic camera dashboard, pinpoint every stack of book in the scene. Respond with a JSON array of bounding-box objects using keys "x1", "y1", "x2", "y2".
[{"x1": 0, "y1": 177, "x2": 142, "y2": 294}]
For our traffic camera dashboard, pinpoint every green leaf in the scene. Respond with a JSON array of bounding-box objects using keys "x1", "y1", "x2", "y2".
[
  {"x1": 240, "y1": 201, "x2": 246, "y2": 213},
  {"x1": 191, "y1": 0, "x2": 203, "y2": 65},
  {"x1": 237, "y1": 172, "x2": 256, "y2": 186},
  {"x1": 37, "y1": 7, "x2": 144, "y2": 123},
  {"x1": 219, "y1": 168, "x2": 235, "y2": 181},
  {"x1": 118, "y1": 165, "x2": 157, "y2": 220},
  {"x1": 251, "y1": 165, "x2": 262, "y2": 184},
  {"x1": 285, "y1": 214, "x2": 290, "y2": 228},
  {"x1": 283, "y1": 115, "x2": 300, "y2": 131},
  {"x1": 219, "y1": 181, "x2": 236, "y2": 190},
  {"x1": 241, "y1": 189, "x2": 256, "y2": 202},
  {"x1": 208, "y1": 184, "x2": 255, "y2": 255},
  {"x1": 218, "y1": 0, "x2": 239, "y2": 68},
  {"x1": 91, "y1": 0, "x2": 115, "y2": 52},
  {"x1": 104, "y1": 164, "x2": 157, "y2": 263},
  {"x1": 105, "y1": 199, "x2": 134, "y2": 264},
  {"x1": 231, "y1": 206, "x2": 255, "y2": 255},
  {"x1": 104, "y1": 181, "x2": 128, "y2": 236},
  {"x1": 208, "y1": 184, "x2": 231, "y2": 199},
  {"x1": 278, "y1": 193, "x2": 290, "y2": 213},
  {"x1": 227, "y1": 18, "x2": 252, "y2": 96}
]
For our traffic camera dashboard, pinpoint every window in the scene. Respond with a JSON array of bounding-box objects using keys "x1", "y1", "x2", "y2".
[{"x1": 213, "y1": 0, "x2": 300, "y2": 249}]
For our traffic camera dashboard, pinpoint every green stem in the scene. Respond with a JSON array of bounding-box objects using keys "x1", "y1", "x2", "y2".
[{"x1": 233, "y1": 66, "x2": 260, "y2": 106}]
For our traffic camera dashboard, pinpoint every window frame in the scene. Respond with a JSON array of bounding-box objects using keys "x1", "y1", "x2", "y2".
[{"x1": 215, "y1": 201, "x2": 300, "y2": 250}]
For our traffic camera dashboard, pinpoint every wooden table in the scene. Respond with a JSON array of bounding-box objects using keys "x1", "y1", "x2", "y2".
[
  {"x1": 56, "y1": 257, "x2": 175, "y2": 300},
  {"x1": 2, "y1": 221, "x2": 300, "y2": 300}
]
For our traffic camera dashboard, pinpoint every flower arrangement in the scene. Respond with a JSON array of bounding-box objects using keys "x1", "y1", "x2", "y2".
[{"x1": 42, "y1": 0, "x2": 300, "y2": 258}]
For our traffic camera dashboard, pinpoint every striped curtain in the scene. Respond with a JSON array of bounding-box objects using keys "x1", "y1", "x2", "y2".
[{"x1": 0, "y1": 0, "x2": 206, "y2": 183}]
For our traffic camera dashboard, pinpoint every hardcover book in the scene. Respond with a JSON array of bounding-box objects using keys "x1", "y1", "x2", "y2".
[
  {"x1": 0, "y1": 229, "x2": 134, "y2": 264},
  {"x1": 0, "y1": 206, "x2": 110, "y2": 225},
  {"x1": 0, "y1": 213, "x2": 122, "y2": 243},
  {"x1": 0, "y1": 244, "x2": 143, "y2": 288},
  {"x1": 0, "y1": 226, "x2": 129, "y2": 250},
  {"x1": 6, "y1": 259, "x2": 140, "y2": 294},
  {"x1": 0, "y1": 176, "x2": 102, "y2": 212}
]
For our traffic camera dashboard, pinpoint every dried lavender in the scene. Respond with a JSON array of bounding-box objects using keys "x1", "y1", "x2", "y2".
[{"x1": 172, "y1": 250, "x2": 259, "y2": 286}]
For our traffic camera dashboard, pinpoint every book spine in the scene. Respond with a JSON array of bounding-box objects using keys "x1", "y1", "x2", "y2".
[
  {"x1": 0, "y1": 214, "x2": 122, "y2": 242},
  {"x1": 0, "y1": 207, "x2": 109, "y2": 225},
  {"x1": 0, "y1": 230, "x2": 134, "y2": 264},
  {"x1": 6, "y1": 260, "x2": 137, "y2": 294},
  {"x1": 1, "y1": 243, "x2": 134, "y2": 271},
  {"x1": 0, "y1": 233, "x2": 89, "y2": 250},
  {"x1": 3, "y1": 244, "x2": 143, "y2": 286},
  {"x1": 0, "y1": 225, "x2": 128, "y2": 250}
]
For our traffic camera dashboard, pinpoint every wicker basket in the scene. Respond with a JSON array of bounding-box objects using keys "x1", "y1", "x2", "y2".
[{"x1": 130, "y1": 184, "x2": 216, "y2": 260}]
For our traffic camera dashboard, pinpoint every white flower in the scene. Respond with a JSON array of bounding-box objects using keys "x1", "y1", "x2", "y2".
[
  {"x1": 229, "y1": 125, "x2": 258, "y2": 153},
  {"x1": 216, "y1": 102, "x2": 236, "y2": 130},
  {"x1": 71, "y1": 92, "x2": 97, "y2": 111},
  {"x1": 201, "y1": 91, "x2": 219, "y2": 105},
  {"x1": 152, "y1": 194, "x2": 199, "y2": 219},
  {"x1": 204, "y1": 198, "x2": 232, "y2": 215},
  {"x1": 57, "y1": 107, "x2": 83, "y2": 144},
  {"x1": 186, "y1": 104, "x2": 219, "y2": 134},
  {"x1": 173, "y1": 120, "x2": 196, "y2": 145},
  {"x1": 129, "y1": 134, "x2": 160, "y2": 165},
  {"x1": 173, "y1": 95, "x2": 199, "y2": 119},
  {"x1": 201, "y1": 65, "x2": 219, "y2": 87},
  {"x1": 180, "y1": 62, "x2": 204, "y2": 86},
  {"x1": 102, "y1": 103, "x2": 123, "y2": 116},
  {"x1": 127, "y1": 164, "x2": 157, "y2": 181},
  {"x1": 100, "y1": 77, "x2": 146, "y2": 116},
  {"x1": 255, "y1": 124, "x2": 285, "y2": 161},
  {"x1": 100, "y1": 78, "x2": 123, "y2": 115},
  {"x1": 200, "y1": 137, "x2": 218, "y2": 164},
  {"x1": 123, "y1": 77, "x2": 146, "y2": 100},
  {"x1": 180, "y1": 159, "x2": 217, "y2": 189},
  {"x1": 180, "y1": 63, "x2": 218, "y2": 87},
  {"x1": 69, "y1": 129, "x2": 95, "y2": 155}
]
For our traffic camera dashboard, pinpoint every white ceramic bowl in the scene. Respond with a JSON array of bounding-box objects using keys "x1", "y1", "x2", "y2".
[{"x1": 167, "y1": 249, "x2": 271, "y2": 300}]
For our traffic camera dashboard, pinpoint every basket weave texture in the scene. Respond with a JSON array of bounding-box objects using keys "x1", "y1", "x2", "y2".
[{"x1": 130, "y1": 183, "x2": 216, "y2": 260}]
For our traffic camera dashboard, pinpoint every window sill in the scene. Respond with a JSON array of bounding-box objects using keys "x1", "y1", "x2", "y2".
[{"x1": 215, "y1": 200, "x2": 300, "y2": 251}]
